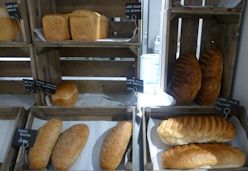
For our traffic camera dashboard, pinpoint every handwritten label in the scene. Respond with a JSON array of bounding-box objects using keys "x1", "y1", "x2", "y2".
[
  {"x1": 5, "y1": 3, "x2": 21, "y2": 20},
  {"x1": 125, "y1": 3, "x2": 141, "y2": 20},
  {"x1": 127, "y1": 78, "x2": 143, "y2": 93},
  {"x1": 215, "y1": 97, "x2": 240, "y2": 118},
  {"x1": 12, "y1": 129, "x2": 38, "y2": 149}
]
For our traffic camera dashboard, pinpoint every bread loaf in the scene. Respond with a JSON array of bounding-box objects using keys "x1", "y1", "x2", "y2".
[
  {"x1": 51, "y1": 81, "x2": 78, "y2": 107},
  {"x1": 157, "y1": 115, "x2": 236, "y2": 145},
  {"x1": 100, "y1": 121, "x2": 132, "y2": 170},
  {"x1": 42, "y1": 14, "x2": 70, "y2": 41},
  {"x1": 51, "y1": 124, "x2": 89, "y2": 170},
  {"x1": 167, "y1": 54, "x2": 202, "y2": 105},
  {"x1": 70, "y1": 10, "x2": 109, "y2": 41},
  {"x1": 197, "y1": 49, "x2": 223, "y2": 105},
  {"x1": 162, "y1": 143, "x2": 246, "y2": 169},
  {"x1": 0, "y1": 8, "x2": 20, "y2": 41},
  {"x1": 28, "y1": 119, "x2": 62, "y2": 169}
]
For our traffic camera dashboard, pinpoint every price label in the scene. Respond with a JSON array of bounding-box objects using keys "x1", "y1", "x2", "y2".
[
  {"x1": 23, "y1": 79, "x2": 37, "y2": 93},
  {"x1": 127, "y1": 78, "x2": 143, "y2": 93},
  {"x1": 125, "y1": 3, "x2": 141, "y2": 20},
  {"x1": 215, "y1": 97, "x2": 240, "y2": 118},
  {"x1": 35, "y1": 80, "x2": 56, "y2": 94},
  {"x1": 5, "y1": 2, "x2": 21, "y2": 20},
  {"x1": 12, "y1": 129, "x2": 38, "y2": 149}
]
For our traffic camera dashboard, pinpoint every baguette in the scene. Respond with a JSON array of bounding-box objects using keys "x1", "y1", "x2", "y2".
[
  {"x1": 162, "y1": 143, "x2": 246, "y2": 169},
  {"x1": 100, "y1": 121, "x2": 132, "y2": 170},
  {"x1": 157, "y1": 115, "x2": 236, "y2": 145},
  {"x1": 28, "y1": 119, "x2": 62, "y2": 169},
  {"x1": 51, "y1": 124, "x2": 89, "y2": 170}
]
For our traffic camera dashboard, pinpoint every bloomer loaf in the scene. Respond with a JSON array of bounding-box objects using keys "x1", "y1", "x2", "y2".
[
  {"x1": 167, "y1": 54, "x2": 202, "y2": 105},
  {"x1": 157, "y1": 115, "x2": 236, "y2": 145},
  {"x1": 162, "y1": 143, "x2": 246, "y2": 169},
  {"x1": 197, "y1": 49, "x2": 223, "y2": 105}
]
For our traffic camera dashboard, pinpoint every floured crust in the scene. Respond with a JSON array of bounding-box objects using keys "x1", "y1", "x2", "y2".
[
  {"x1": 100, "y1": 121, "x2": 132, "y2": 170},
  {"x1": 51, "y1": 124, "x2": 89, "y2": 170},
  {"x1": 168, "y1": 54, "x2": 202, "y2": 105},
  {"x1": 157, "y1": 115, "x2": 236, "y2": 145},
  {"x1": 162, "y1": 143, "x2": 246, "y2": 169}
]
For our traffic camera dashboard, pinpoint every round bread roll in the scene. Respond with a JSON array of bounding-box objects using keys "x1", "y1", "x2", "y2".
[
  {"x1": 28, "y1": 119, "x2": 62, "y2": 169},
  {"x1": 100, "y1": 121, "x2": 132, "y2": 170},
  {"x1": 162, "y1": 143, "x2": 246, "y2": 169},
  {"x1": 52, "y1": 81, "x2": 78, "y2": 107},
  {"x1": 51, "y1": 124, "x2": 89, "y2": 170}
]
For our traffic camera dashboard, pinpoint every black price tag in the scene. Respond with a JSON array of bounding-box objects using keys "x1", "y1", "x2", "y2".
[
  {"x1": 125, "y1": 3, "x2": 141, "y2": 20},
  {"x1": 35, "y1": 80, "x2": 56, "y2": 94},
  {"x1": 215, "y1": 97, "x2": 240, "y2": 118},
  {"x1": 12, "y1": 129, "x2": 38, "y2": 149},
  {"x1": 5, "y1": 2, "x2": 21, "y2": 20},
  {"x1": 23, "y1": 79, "x2": 37, "y2": 93},
  {"x1": 127, "y1": 78, "x2": 143, "y2": 93}
]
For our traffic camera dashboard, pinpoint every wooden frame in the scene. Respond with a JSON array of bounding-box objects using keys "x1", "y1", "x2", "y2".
[
  {"x1": 0, "y1": 107, "x2": 27, "y2": 171},
  {"x1": 0, "y1": 0, "x2": 31, "y2": 44},
  {"x1": 142, "y1": 106, "x2": 248, "y2": 171},
  {"x1": 160, "y1": 0, "x2": 245, "y2": 100},
  {"x1": 15, "y1": 106, "x2": 136, "y2": 171}
]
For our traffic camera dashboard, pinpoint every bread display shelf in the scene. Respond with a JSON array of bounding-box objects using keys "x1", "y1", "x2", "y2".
[
  {"x1": 161, "y1": 0, "x2": 245, "y2": 101},
  {"x1": 34, "y1": 41, "x2": 141, "y2": 48},
  {"x1": 142, "y1": 106, "x2": 248, "y2": 171},
  {"x1": 0, "y1": 42, "x2": 31, "y2": 48},
  {"x1": 15, "y1": 106, "x2": 136, "y2": 171},
  {"x1": 0, "y1": 107, "x2": 27, "y2": 171}
]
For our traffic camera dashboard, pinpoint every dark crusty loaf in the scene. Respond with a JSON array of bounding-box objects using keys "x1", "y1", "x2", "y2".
[
  {"x1": 168, "y1": 54, "x2": 202, "y2": 105},
  {"x1": 197, "y1": 49, "x2": 223, "y2": 105}
]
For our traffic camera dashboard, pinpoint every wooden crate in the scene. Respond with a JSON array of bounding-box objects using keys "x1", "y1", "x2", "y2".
[
  {"x1": 0, "y1": 0, "x2": 31, "y2": 44},
  {"x1": 0, "y1": 107, "x2": 27, "y2": 171},
  {"x1": 27, "y1": 0, "x2": 142, "y2": 105},
  {"x1": 15, "y1": 106, "x2": 136, "y2": 171},
  {"x1": 27, "y1": 0, "x2": 142, "y2": 44},
  {"x1": 142, "y1": 106, "x2": 248, "y2": 171},
  {"x1": 160, "y1": 0, "x2": 245, "y2": 100}
]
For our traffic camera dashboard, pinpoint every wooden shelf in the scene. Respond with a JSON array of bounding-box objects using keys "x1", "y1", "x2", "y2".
[
  {"x1": 34, "y1": 41, "x2": 141, "y2": 48},
  {"x1": 170, "y1": 7, "x2": 242, "y2": 16},
  {"x1": 0, "y1": 42, "x2": 31, "y2": 48}
]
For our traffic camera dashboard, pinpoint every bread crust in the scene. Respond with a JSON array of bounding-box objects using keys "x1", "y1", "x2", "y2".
[
  {"x1": 51, "y1": 124, "x2": 89, "y2": 170},
  {"x1": 162, "y1": 143, "x2": 246, "y2": 169},
  {"x1": 52, "y1": 81, "x2": 78, "y2": 107},
  {"x1": 157, "y1": 115, "x2": 236, "y2": 145},
  {"x1": 168, "y1": 54, "x2": 202, "y2": 105},
  {"x1": 197, "y1": 49, "x2": 223, "y2": 105},
  {"x1": 100, "y1": 121, "x2": 132, "y2": 170},
  {"x1": 28, "y1": 119, "x2": 62, "y2": 169}
]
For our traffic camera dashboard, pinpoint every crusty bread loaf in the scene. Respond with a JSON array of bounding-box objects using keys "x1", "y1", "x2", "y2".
[
  {"x1": 0, "y1": 8, "x2": 20, "y2": 41},
  {"x1": 197, "y1": 49, "x2": 223, "y2": 105},
  {"x1": 157, "y1": 115, "x2": 236, "y2": 145},
  {"x1": 100, "y1": 121, "x2": 132, "y2": 170},
  {"x1": 28, "y1": 119, "x2": 62, "y2": 169},
  {"x1": 70, "y1": 10, "x2": 109, "y2": 41},
  {"x1": 42, "y1": 14, "x2": 70, "y2": 41},
  {"x1": 51, "y1": 124, "x2": 89, "y2": 170},
  {"x1": 51, "y1": 81, "x2": 78, "y2": 107},
  {"x1": 167, "y1": 54, "x2": 202, "y2": 105},
  {"x1": 162, "y1": 143, "x2": 246, "y2": 169}
]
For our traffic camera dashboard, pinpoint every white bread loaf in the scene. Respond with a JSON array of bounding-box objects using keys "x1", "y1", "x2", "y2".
[
  {"x1": 42, "y1": 14, "x2": 70, "y2": 41},
  {"x1": 0, "y1": 8, "x2": 20, "y2": 41},
  {"x1": 162, "y1": 143, "x2": 246, "y2": 169},
  {"x1": 157, "y1": 115, "x2": 236, "y2": 145},
  {"x1": 70, "y1": 10, "x2": 109, "y2": 41}
]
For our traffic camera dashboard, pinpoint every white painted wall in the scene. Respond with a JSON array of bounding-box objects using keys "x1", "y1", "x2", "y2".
[{"x1": 233, "y1": 3, "x2": 248, "y2": 111}]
